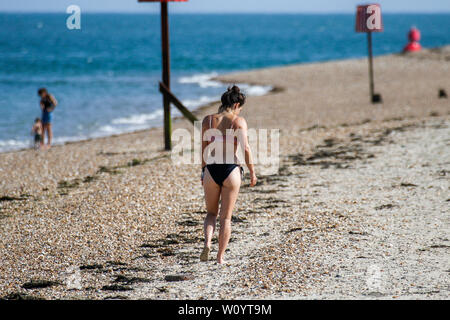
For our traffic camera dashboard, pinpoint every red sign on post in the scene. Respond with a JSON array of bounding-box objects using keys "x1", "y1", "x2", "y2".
[
  {"x1": 356, "y1": 4, "x2": 384, "y2": 104},
  {"x1": 356, "y1": 4, "x2": 383, "y2": 33}
]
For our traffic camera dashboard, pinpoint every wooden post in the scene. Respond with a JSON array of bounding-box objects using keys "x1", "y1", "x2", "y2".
[
  {"x1": 367, "y1": 32, "x2": 375, "y2": 102},
  {"x1": 139, "y1": 0, "x2": 197, "y2": 149},
  {"x1": 159, "y1": 82, "x2": 198, "y2": 124},
  {"x1": 161, "y1": 2, "x2": 171, "y2": 150}
]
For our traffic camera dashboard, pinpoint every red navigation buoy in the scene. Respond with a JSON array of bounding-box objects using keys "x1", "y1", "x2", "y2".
[{"x1": 403, "y1": 27, "x2": 422, "y2": 52}]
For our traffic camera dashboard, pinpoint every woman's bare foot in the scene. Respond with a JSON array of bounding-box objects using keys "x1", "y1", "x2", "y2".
[
  {"x1": 217, "y1": 256, "x2": 225, "y2": 264},
  {"x1": 200, "y1": 246, "x2": 210, "y2": 262}
]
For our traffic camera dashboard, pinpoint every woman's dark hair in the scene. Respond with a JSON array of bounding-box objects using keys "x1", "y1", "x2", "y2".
[
  {"x1": 219, "y1": 85, "x2": 246, "y2": 113},
  {"x1": 37, "y1": 88, "x2": 47, "y2": 96}
]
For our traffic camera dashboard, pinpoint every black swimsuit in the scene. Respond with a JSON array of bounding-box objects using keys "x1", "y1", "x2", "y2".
[
  {"x1": 205, "y1": 164, "x2": 242, "y2": 187},
  {"x1": 204, "y1": 115, "x2": 243, "y2": 187}
]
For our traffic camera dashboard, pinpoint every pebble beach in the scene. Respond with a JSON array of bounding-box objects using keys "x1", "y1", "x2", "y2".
[{"x1": 0, "y1": 47, "x2": 449, "y2": 300}]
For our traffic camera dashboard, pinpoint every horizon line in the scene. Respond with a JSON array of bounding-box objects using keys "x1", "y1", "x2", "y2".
[{"x1": 1, "y1": 10, "x2": 450, "y2": 14}]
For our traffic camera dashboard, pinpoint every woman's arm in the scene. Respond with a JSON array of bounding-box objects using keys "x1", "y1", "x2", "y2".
[
  {"x1": 236, "y1": 117, "x2": 257, "y2": 187},
  {"x1": 201, "y1": 116, "x2": 210, "y2": 173},
  {"x1": 49, "y1": 94, "x2": 58, "y2": 110}
]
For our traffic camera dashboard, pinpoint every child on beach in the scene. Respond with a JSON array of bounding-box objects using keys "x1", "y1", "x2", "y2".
[{"x1": 31, "y1": 118, "x2": 43, "y2": 149}]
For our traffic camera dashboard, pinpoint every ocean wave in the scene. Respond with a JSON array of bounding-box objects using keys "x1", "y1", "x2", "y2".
[
  {"x1": 0, "y1": 135, "x2": 87, "y2": 152},
  {"x1": 239, "y1": 83, "x2": 273, "y2": 96},
  {"x1": 179, "y1": 72, "x2": 272, "y2": 97},
  {"x1": 178, "y1": 72, "x2": 222, "y2": 88},
  {"x1": 93, "y1": 109, "x2": 165, "y2": 137},
  {"x1": 0, "y1": 139, "x2": 30, "y2": 152},
  {"x1": 111, "y1": 109, "x2": 163, "y2": 125},
  {"x1": 96, "y1": 124, "x2": 147, "y2": 136},
  {"x1": 183, "y1": 96, "x2": 217, "y2": 109}
]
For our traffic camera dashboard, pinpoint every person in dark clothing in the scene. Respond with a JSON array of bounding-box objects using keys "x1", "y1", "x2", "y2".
[{"x1": 37, "y1": 88, "x2": 58, "y2": 148}]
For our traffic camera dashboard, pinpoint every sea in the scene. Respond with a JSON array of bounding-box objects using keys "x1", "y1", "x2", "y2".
[{"x1": 0, "y1": 13, "x2": 449, "y2": 152}]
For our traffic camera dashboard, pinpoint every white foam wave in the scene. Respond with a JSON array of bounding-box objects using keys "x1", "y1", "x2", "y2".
[
  {"x1": 239, "y1": 84, "x2": 273, "y2": 96},
  {"x1": 179, "y1": 72, "x2": 272, "y2": 98},
  {"x1": 97, "y1": 125, "x2": 116, "y2": 134},
  {"x1": 178, "y1": 72, "x2": 222, "y2": 88},
  {"x1": 183, "y1": 96, "x2": 217, "y2": 109},
  {"x1": 0, "y1": 139, "x2": 30, "y2": 151},
  {"x1": 111, "y1": 109, "x2": 163, "y2": 125},
  {"x1": 0, "y1": 135, "x2": 87, "y2": 153}
]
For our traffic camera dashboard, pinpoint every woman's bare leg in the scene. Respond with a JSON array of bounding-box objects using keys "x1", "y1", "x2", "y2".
[
  {"x1": 201, "y1": 168, "x2": 221, "y2": 261},
  {"x1": 46, "y1": 124, "x2": 53, "y2": 147},
  {"x1": 217, "y1": 168, "x2": 241, "y2": 264}
]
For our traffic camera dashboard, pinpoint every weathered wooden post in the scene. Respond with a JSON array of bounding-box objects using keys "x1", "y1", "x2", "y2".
[
  {"x1": 356, "y1": 4, "x2": 384, "y2": 104},
  {"x1": 139, "y1": 0, "x2": 196, "y2": 151}
]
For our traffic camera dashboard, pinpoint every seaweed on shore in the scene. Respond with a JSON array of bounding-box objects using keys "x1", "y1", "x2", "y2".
[
  {"x1": 22, "y1": 279, "x2": 60, "y2": 289},
  {"x1": 113, "y1": 275, "x2": 151, "y2": 285},
  {"x1": 102, "y1": 284, "x2": 133, "y2": 291},
  {"x1": 55, "y1": 155, "x2": 170, "y2": 195},
  {"x1": 97, "y1": 166, "x2": 122, "y2": 175},
  {"x1": 80, "y1": 264, "x2": 103, "y2": 270},
  {"x1": 0, "y1": 195, "x2": 29, "y2": 202},
  {"x1": 57, "y1": 179, "x2": 81, "y2": 189},
  {"x1": 400, "y1": 182, "x2": 418, "y2": 187},
  {"x1": 375, "y1": 204, "x2": 398, "y2": 210},
  {"x1": 164, "y1": 274, "x2": 195, "y2": 282},
  {"x1": 177, "y1": 219, "x2": 200, "y2": 227},
  {"x1": 104, "y1": 295, "x2": 129, "y2": 300},
  {"x1": 286, "y1": 227, "x2": 303, "y2": 234},
  {"x1": 1, "y1": 292, "x2": 44, "y2": 300}
]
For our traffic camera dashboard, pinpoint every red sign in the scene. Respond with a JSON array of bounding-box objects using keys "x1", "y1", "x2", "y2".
[{"x1": 356, "y1": 4, "x2": 383, "y2": 33}]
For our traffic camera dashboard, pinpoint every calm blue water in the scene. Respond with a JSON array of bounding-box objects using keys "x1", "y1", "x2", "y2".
[{"x1": 0, "y1": 13, "x2": 449, "y2": 151}]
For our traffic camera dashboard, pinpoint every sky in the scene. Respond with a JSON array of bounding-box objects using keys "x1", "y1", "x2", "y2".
[{"x1": 1, "y1": 0, "x2": 449, "y2": 13}]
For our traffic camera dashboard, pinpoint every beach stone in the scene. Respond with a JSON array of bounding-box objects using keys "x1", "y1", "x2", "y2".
[{"x1": 164, "y1": 274, "x2": 195, "y2": 282}]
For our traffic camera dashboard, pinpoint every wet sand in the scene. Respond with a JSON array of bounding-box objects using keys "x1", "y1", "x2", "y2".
[{"x1": 0, "y1": 47, "x2": 449, "y2": 300}]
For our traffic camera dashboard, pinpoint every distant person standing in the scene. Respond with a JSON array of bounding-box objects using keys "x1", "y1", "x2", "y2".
[{"x1": 37, "y1": 88, "x2": 58, "y2": 148}]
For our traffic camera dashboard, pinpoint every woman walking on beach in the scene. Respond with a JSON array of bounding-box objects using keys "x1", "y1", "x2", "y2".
[
  {"x1": 201, "y1": 86, "x2": 257, "y2": 264},
  {"x1": 38, "y1": 88, "x2": 57, "y2": 148}
]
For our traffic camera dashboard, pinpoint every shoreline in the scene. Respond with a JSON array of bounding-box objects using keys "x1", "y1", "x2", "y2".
[
  {"x1": 0, "y1": 79, "x2": 277, "y2": 155},
  {"x1": 2, "y1": 45, "x2": 448, "y2": 155}
]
